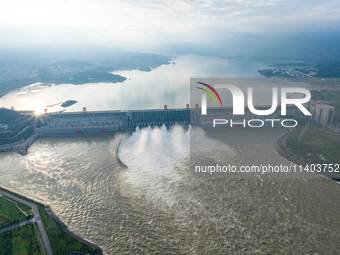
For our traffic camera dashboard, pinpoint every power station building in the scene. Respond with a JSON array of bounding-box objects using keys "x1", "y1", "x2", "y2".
[{"x1": 306, "y1": 102, "x2": 335, "y2": 126}]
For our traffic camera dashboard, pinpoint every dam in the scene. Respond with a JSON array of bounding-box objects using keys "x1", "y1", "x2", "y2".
[{"x1": 34, "y1": 105, "x2": 304, "y2": 136}]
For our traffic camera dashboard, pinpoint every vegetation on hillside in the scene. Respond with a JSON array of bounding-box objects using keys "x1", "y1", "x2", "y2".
[
  {"x1": 70, "y1": 71, "x2": 126, "y2": 84},
  {"x1": 49, "y1": 60, "x2": 97, "y2": 68},
  {"x1": 317, "y1": 62, "x2": 340, "y2": 78},
  {"x1": 0, "y1": 108, "x2": 22, "y2": 125},
  {"x1": 0, "y1": 196, "x2": 32, "y2": 227},
  {"x1": 0, "y1": 223, "x2": 43, "y2": 255},
  {"x1": 0, "y1": 187, "x2": 96, "y2": 255},
  {"x1": 311, "y1": 90, "x2": 340, "y2": 112},
  {"x1": 285, "y1": 123, "x2": 340, "y2": 164},
  {"x1": 38, "y1": 205, "x2": 94, "y2": 255}
]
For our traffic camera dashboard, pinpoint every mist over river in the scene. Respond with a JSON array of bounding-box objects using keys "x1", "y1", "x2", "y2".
[{"x1": 0, "y1": 126, "x2": 340, "y2": 254}]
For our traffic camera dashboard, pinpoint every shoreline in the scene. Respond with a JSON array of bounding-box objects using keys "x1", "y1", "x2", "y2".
[
  {"x1": 0, "y1": 185, "x2": 103, "y2": 255},
  {"x1": 0, "y1": 130, "x2": 132, "y2": 156},
  {"x1": 274, "y1": 130, "x2": 340, "y2": 181},
  {"x1": 44, "y1": 205, "x2": 102, "y2": 252},
  {"x1": 0, "y1": 132, "x2": 39, "y2": 155},
  {"x1": 0, "y1": 74, "x2": 127, "y2": 96}
]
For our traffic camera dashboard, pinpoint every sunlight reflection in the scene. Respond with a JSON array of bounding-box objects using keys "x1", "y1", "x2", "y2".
[{"x1": 27, "y1": 100, "x2": 45, "y2": 115}]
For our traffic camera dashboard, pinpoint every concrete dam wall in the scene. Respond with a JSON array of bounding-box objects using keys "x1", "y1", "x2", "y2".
[{"x1": 35, "y1": 106, "x2": 303, "y2": 136}]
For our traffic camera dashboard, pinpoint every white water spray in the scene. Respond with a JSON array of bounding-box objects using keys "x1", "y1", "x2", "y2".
[{"x1": 118, "y1": 124, "x2": 234, "y2": 207}]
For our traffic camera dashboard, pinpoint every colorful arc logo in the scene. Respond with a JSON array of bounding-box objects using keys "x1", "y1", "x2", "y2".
[{"x1": 196, "y1": 82, "x2": 223, "y2": 106}]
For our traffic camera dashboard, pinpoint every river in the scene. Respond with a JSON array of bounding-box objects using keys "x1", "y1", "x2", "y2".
[
  {"x1": 0, "y1": 55, "x2": 269, "y2": 113},
  {"x1": 0, "y1": 56, "x2": 339, "y2": 254}
]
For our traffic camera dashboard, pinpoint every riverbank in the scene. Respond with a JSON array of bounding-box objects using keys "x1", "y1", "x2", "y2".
[
  {"x1": 0, "y1": 185, "x2": 103, "y2": 255},
  {"x1": 274, "y1": 130, "x2": 340, "y2": 181},
  {"x1": 0, "y1": 72, "x2": 127, "y2": 95},
  {"x1": 0, "y1": 132, "x2": 39, "y2": 155},
  {"x1": 0, "y1": 129, "x2": 131, "y2": 155}
]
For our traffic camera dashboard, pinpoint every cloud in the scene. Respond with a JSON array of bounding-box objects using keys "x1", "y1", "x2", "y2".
[{"x1": 0, "y1": 0, "x2": 339, "y2": 49}]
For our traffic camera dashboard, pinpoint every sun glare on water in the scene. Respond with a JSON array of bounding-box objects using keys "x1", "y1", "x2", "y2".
[{"x1": 27, "y1": 100, "x2": 45, "y2": 115}]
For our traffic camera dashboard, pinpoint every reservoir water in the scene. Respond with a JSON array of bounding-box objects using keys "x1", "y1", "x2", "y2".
[
  {"x1": 0, "y1": 55, "x2": 339, "y2": 254},
  {"x1": 0, "y1": 55, "x2": 269, "y2": 112}
]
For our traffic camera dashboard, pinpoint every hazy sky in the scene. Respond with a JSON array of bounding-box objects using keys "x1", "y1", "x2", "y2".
[{"x1": 1, "y1": 0, "x2": 339, "y2": 50}]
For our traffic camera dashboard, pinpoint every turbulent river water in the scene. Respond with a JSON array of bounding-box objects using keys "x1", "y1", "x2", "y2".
[
  {"x1": 0, "y1": 55, "x2": 339, "y2": 253},
  {"x1": 0, "y1": 126, "x2": 340, "y2": 254}
]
